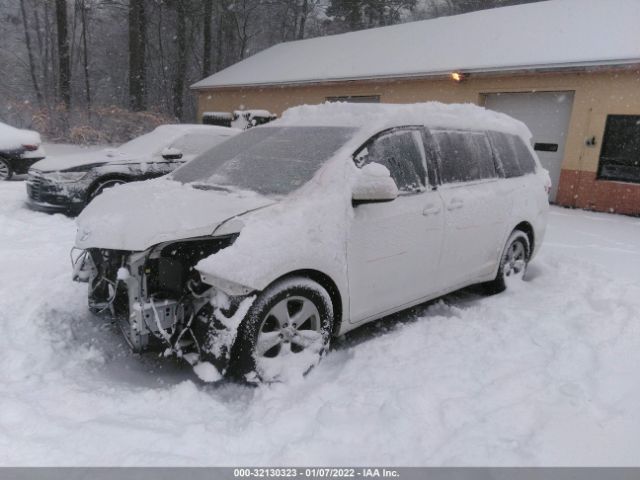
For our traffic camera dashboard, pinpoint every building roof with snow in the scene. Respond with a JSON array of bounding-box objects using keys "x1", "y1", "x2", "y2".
[{"x1": 191, "y1": 0, "x2": 640, "y2": 90}]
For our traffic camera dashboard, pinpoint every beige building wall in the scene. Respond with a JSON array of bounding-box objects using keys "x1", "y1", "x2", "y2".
[{"x1": 195, "y1": 68, "x2": 640, "y2": 214}]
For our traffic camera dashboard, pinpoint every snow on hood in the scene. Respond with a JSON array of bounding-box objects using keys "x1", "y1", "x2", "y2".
[
  {"x1": 31, "y1": 148, "x2": 140, "y2": 172},
  {"x1": 75, "y1": 178, "x2": 275, "y2": 251},
  {"x1": 0, "y1": 122, "x2": 41, "y2": 150}
]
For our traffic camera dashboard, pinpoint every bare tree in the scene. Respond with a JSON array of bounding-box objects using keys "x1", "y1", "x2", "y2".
[
  {"x1": 128, "y1": 0, "x2": 146, "y2": 111},
  {"x1": 202, "y1": 0, "x2": 213, "y2": 76},
  {"x1": 230, "y1": 0, "x2": 261, "y2": 60},
  {"x1": 172, "y1": 1, "x2": 188, "y2": 119},
  {"x1": 55, "y1": 0, "x2": 71, "y2": 109},
  {"x1": 78, "y1": 0, "x2": 91, "y2": 111},
  {"x1": 297, "y1": 0, "x2": 308, "y2": 39},
  {"x1": 19, "y1": 0, "x2": 43, "y2": 107}
]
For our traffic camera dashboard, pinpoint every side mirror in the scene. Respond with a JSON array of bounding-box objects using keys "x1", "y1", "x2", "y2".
[
  {"x1": 161, "y1": 147, "x2": 183, "y2": 160},
  {"x1": 352, "y1": 163, "x2": 399, "y2": 204}
]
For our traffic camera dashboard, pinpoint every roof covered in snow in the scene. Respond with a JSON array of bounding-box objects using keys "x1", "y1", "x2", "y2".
[
  {"x1": 274, "y1": 102, "x2": 532, "y2": 140},
  {"x1": 151, "y1": 124, "x2": 237, "y2": 135},
  {"x1": 192, "y1": 0, "x2": 640, "y2": 89},
  {"x1": 0, "y1": 122, "x2": 41, "y2": 150}
]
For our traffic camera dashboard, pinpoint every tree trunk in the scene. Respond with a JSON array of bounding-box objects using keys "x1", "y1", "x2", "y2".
[
  {"x1": 55, "y1": 0, "x2": 71, "y2": 109},
  {"x1": 172, "y1": 2, "x2": 188, "y2": 119},
  {"x1": 80, "y1": 0, "x2": 91, "y2": 112},
  {"x1": 215, "y1": 1, "x2": 224, "y2": 71},
  {"x1": 297, "y1": 0, "x2": 308, "y2": 40},
  {"x1": 19, "y1": 0, "x2": 43, "y2": 107},
  {"x1": 203, "y1": 0, "x2": 213, "y2": 76},
  {"x1": 128, "y1": 0, "x2": 146, "y2": 111}
]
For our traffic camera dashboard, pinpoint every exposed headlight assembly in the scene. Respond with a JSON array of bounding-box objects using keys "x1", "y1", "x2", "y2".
[
  {"x1": 46, "y1": 163, "x2": 105, "y2": 183},
  {"x1": 47, "y1": 171, "x2": 90, "y2": 183}
]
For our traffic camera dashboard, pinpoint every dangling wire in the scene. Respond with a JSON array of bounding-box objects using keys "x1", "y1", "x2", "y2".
[{"x1": 149, "y1": 297, "x2": 173, "y2": 347}]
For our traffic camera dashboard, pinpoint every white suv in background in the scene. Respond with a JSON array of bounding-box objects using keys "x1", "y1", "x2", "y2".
[{"x1": 72, "y1": 103, "x2": 550, "y2": 382}]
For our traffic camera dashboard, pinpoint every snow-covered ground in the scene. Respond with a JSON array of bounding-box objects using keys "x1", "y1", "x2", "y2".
[{"x1": 1, "y1": 157, "x2": 639, "y2": 465}]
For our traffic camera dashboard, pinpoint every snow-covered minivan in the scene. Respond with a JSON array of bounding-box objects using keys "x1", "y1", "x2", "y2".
[{"x1": 72, "y1": 103, "x2": 550, "y2": 382}]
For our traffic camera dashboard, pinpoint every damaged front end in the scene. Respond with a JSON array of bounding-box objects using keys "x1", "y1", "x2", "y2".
[{"x1": 71, "y1": 235, "x2": 254, "y2": 377}]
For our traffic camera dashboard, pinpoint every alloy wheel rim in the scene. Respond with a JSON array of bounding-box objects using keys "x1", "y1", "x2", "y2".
[
  {"x1": 504, "y1": 241, "x2": 526, "y2": 277},
  {"x1": 0, "y1": 161, "x2": 9, "y2": 180},
  {"x1": 255, "y1": 296, "x2": 324, "y2": 380}
]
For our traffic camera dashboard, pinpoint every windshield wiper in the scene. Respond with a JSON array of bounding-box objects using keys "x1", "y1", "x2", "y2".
[{"x1": 191, "y1": 183, "x2": 232, "y2": 193}]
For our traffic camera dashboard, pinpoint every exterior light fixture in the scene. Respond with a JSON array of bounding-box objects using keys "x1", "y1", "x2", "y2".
[{"x1": 451, "y1": 72, "x2": 468, "y2": 82}]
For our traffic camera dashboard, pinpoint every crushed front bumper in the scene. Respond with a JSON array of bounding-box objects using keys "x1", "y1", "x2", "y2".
[{"x1": 71, "y1": 244, "x2": 251, "y2": 377}]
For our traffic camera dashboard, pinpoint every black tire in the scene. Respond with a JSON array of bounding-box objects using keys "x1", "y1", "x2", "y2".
[
  {"x1": 88, "y1": 178, "x2": 126, "y2": 201},
  {"x1": 228, "y1": 277, "x2": 334, "y2": 383},
  {"x1": 0, "y1": 158, "x2": 13, "y2": 181},
  {"x1": 483, "y1": 230, "x2": 530, "y2": 295}
]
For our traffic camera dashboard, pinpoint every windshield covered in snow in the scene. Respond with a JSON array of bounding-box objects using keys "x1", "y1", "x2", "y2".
[
  {"x1": 172, "y1": 126, "x2": 357, "y2": 196},
  {"x1": 116, "y1": 128, "x2": 174, "y2": 156}
]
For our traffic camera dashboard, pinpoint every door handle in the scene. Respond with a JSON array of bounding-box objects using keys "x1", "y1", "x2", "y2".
[
  {"x1": 422, "y1": 204, "x2": 441, "y2": 216},
  {"x1": 446, "y1": 198, "x2": 464, "y2": 211}
]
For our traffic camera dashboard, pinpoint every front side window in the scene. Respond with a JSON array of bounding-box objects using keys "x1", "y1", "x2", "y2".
[
  {"x1": 597, "y1": 115, "x2": 640, "y2": 183},
  {"x1": 488, "y1": 131, "x2": 537, "y2": 178},
  {"x1": 433, "y1": 130, "x2": 497, "y2": 184},
  {"x1": 354, "y1": 129, "x2": 427, "y2": 193}
]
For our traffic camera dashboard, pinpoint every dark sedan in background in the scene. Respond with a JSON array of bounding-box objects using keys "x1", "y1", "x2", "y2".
[{"x1": 27, "y1": 124, "x2": 239, "y2": 214}]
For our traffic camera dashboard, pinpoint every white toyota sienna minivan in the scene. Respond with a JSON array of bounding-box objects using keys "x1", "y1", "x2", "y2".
[{"x1": 72, "y1": 102, "x2": 550, "y2": 382}]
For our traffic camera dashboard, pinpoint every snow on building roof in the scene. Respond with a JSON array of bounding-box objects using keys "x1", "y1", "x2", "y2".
[{"x1": 192, "y1": 0, "x2": 640, "y2": 90}]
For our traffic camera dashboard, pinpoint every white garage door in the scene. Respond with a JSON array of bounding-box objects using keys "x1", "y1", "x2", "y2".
[{"x1": 484, "y1": 91, "x2": 574, "y2": 201}]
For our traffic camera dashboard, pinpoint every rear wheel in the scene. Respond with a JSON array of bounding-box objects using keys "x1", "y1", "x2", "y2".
[
  {"x1": 483, "y1": 230, "x2": 530, "y2": 295},
  {"x1": 229, "y1": 277, "x2": 334, "y2": 383},
  {"x1": 89, "y1": 178, "x2": 126, "y2": 201},
  {"x1": 0, "y1": 159, "x2": 13, "y2": 181}
]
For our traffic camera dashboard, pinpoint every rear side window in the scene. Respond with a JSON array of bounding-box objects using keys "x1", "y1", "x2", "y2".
[
  {"x1": 432, "y1": 130, "x2": 496, "y2": 184},
  {"x1": 355, "y1": 129, "x2": 427, "y2": 193},
  {"x1": 488, "y1": 131, "x2": 537, "y2": 178}
]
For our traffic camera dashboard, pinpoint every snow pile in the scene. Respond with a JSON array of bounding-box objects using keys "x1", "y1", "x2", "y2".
[
  {"x1": 0, "y1": 122, "x2": 41, "y2": 150},
  {"x1": 277, "y1": 102, "x2": 533, "y2": 142},
  {"x1": 192, "y1": 361, "x2": 222, "y2": 383}
]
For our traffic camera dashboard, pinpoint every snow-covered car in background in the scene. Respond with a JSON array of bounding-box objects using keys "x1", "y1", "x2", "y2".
[
  {"x1": 71, "y1": 102, "x2": 550, "y2": 383},
  {"x1": 202, "y1": 109, "x2": 277, "y2": 129},
  {"x1": 0, "y1": 121, "x2": 45, "y2": 180},
  {"x1": 26, "y1": 124, "x2": 239, "y2": 214}
]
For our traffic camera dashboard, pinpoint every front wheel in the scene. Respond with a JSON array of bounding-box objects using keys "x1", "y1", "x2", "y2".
[
  {"x1": 229, "y1": 277, "x2": 334, "y2": 383},
  {"x1": 483, "y1": 230, "x2": 530, "y2": 295},
  {"x1": 0, "y1": 158, "x2": 13, "y2": 181}
]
